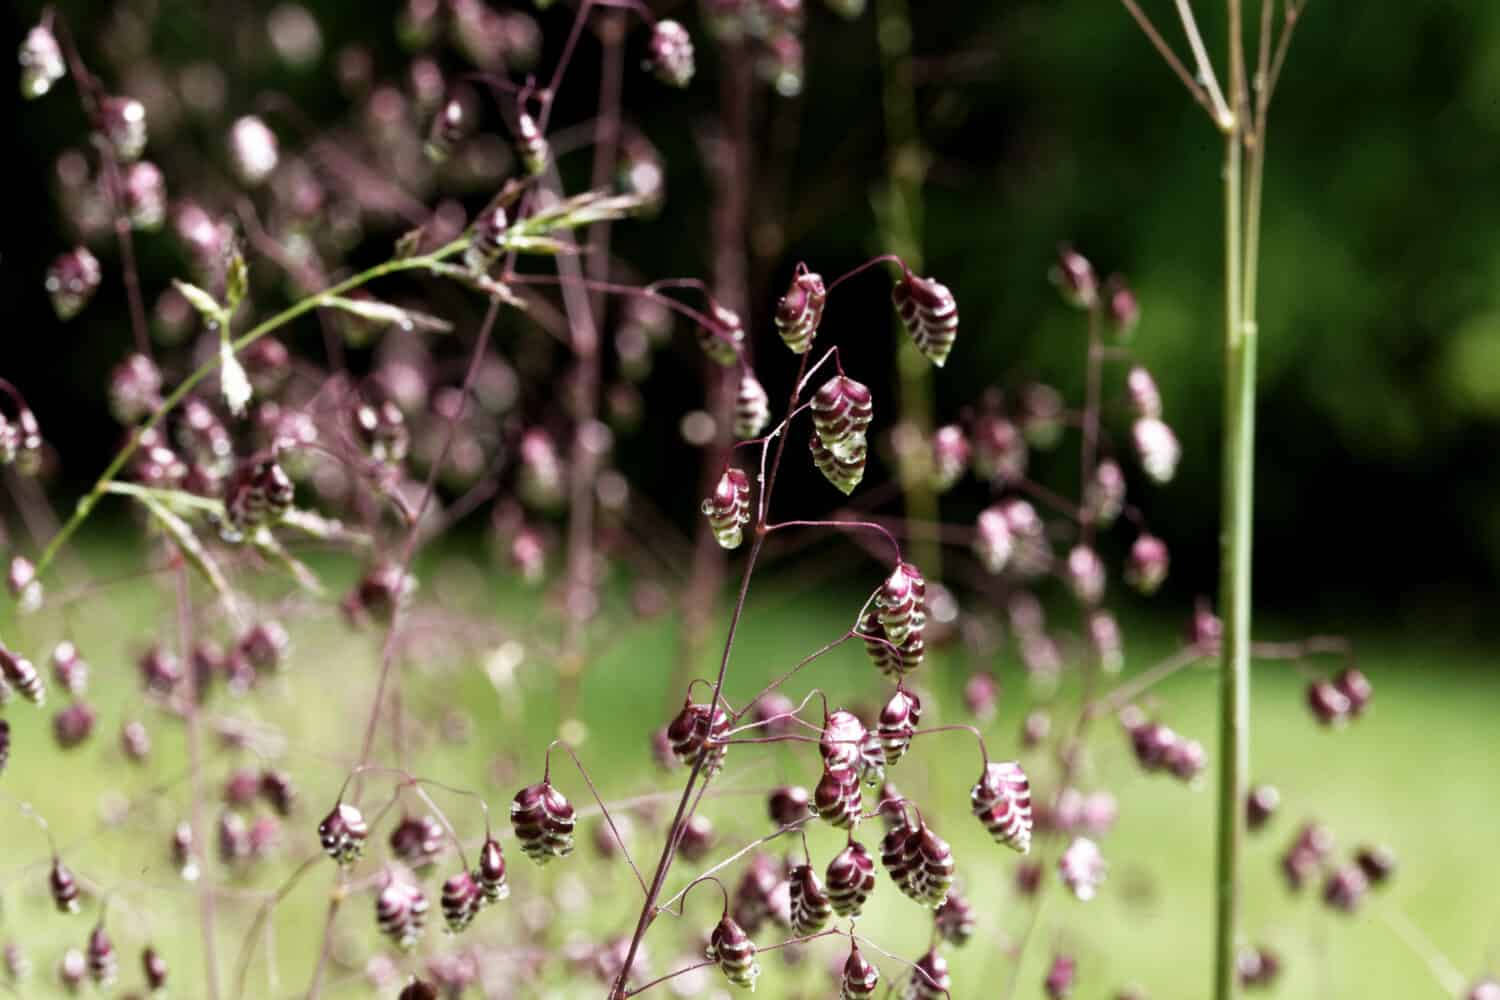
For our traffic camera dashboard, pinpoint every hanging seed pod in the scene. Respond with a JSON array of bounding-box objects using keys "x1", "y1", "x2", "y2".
[
  {"x1": 139, "y1": 646, "x2": 183, "y2": 694},
  {"x1": 702, "y1": 468, "x2": 751, "y2": 550},
  {"x1": 1126, "y1": 534, "x2": 1170, "y2": 595},
  {"x1": 876, "y1": 562, "x2": 926, "y2": 647},
  {"x1": 425, "y1": 97, "x2": 470, "y2": 163},
  {"x1": 389, "y1": 814, "x2": 445, "y2": 871},
  {"x1": 935, "y1": 890, "x2": 976, "y2": 946},
  {"x1": 142, "y1": 947, "x2": 168, "y2": 991},
  {"x1": 905, "y1": 822, "x2": 955, "y2": 907},
  {"x1": 881, "y1": 820, "x2": 918, "y2": 896},
  {"x1": 19, "y1": 25, "x2": 66, "y2": 98},
  {"x1": 1306, "y1": 680, "x2": 1351, "y2": 726},
  {"x1": 698, "y1": 305, "x2": 745, "y2": 366},
  {"x1": 1058, "y1": 837, "x2": 1107, "y2": 901},
  {"x1": 974, "y1": 506, "x2": 1014, "y2": 575},
  {"x1": 1334, "y1": 667, "x2": 1373, "y2": 717},
  {"x1": 53, "y1": 702, "x2": 96, "y2": 750},
  {"x1": 475, "y1": 837, "x2": 509, "y2": 903},
  {"x1": 1044, "y1": 953, "x2": 1077, "y2": 999},
  {"x1": 317, "y1": 802, "x2": 368, "y2": 864},
  {"x1": 811, "y1": 376, "x2": 874, "y2": 456},
  {"x1": 259, "y1": 769, "x2": 297, "y2": 817},
  {"x1": 510, "y1": 781, "x2": 576, "y2": 863},
  {"x1": 1132, "y1": 417, "x2": 1180, "y2": 484},
  {"x1": 907, "y1": 948, "x2": 951, "y2": 1000},
  {"x1": 50, "y1": 642, "x2": 88, "y2": 696},
  {"x1": 813, "y1": 768, "x2": 863, "y2": 829},
  {"x1": 734, "y1": 372, "x2": 770, "y2": 439},
  {"x1": 821, "y1": 709, "x2": 867, "y2": 775},
  {"x1": 100, "y1": 95, "x2": 148, "y2": 161},
  {"x1": 515, "y1": 111, "x2": 548, "y2": 177},
  {"x1": 6, "y1": 557, "x2": 40, "y2": 614},
  {"x1": 775, "y1": 266, "x2": 826, "y2": 353},
  {"x1": 972, "y1": 416, "x2": 1028, "y2": 484},
  {"x1": 827, "y1": 840, "x2": 877, "y2": 917},
  {"x1": 731, "y1": 854, "x2": 781, "y2": 934},
  {"x1": 224, "y1": 455, "x2": 295, "y2": 535},
  {"x1": 646, "y1": 19, "x2": 696, "y2": 87},
  {"x1": 377, "y1": 883, "x2": 428, "y2": 950},
  {"x1": 171, "y1": 822, "x2": 199, "y2": 881},
  {"x1": 50, "y1": 857, "x2": 80, "y2": 913},
  {"x1": 769, "y1": 785, "x2": 812, "y2": 827},
  {"x1": 857, "y1": 730, "x2": 887, "y2": 786},
  {"x1": 86, "y1": 924, "x2": 116, "y2": 986},
  {"x1": 58, "y1": 947, "x2": 85, "y2": 992},
  {"x1": 931, "y1": 424, "x2": 970, "y2": 492},
  {"x1": 123, "y1": 161, "x2": 167, "y2": 230},
  {"x1": 861, "y1": 609, "x2": 924, "y2": 678},
  {"x1": 892, "y1": 273, "x2": 959, "y2": 367},
  {"x1": 788, "y1": 864, "x2": 832, "y2": 935},
  {"x1": 399, "y1": 977, "x2": 440, "y2": 1000},
  {"x1": 972, "y1": 761, "x2": 1033, "y2": 854},
  {"x1": 810, "y1": 432, "x2": 867, "y2": 494},
  {"x1": 666, "y1": 699, "x2": 731, "y2": 778},
  {"x1": 218, "y1": 811, "x2": 251, "y2": 865},
  {"x1": 0, "y1": 647, "x2": 44, "y2": 705},
  {"x1": 839, "y1": 939, "x2": 881, "y2": 997},
  {"x1": 705, "y1": 915, "x2": 758, "y2": 989},
  {"x1": 1085, "y1": 459, "x2": 1126, "y2": 527},
  {"x1": 1126, "y1": 366, "x2": 1162, "y2": 420},
  {"x1": 878, "y1": 688, "x2": 922, "y2": 766},
  {"x1": 678, "y1": 814, "x2": 716, "y2": 863},
  {"x1": 441, "y1": 870, "x2": 482, "y2": 932},
  {"x1": 46, "y1": 247, "x2": 102, "y2": 320}
]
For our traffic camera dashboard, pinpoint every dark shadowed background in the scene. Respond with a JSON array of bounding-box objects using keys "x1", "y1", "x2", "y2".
[{"x1": 4, "y1": 0, "x2": 1498, "y2": 627}]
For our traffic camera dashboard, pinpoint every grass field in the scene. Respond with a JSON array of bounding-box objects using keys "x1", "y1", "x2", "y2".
[{"x1": 0, "y1": 538, "x2": 1494, "y2": 998}]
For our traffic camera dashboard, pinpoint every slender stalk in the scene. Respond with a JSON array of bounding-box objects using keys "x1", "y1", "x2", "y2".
[
  {"x1": 612, "y1": 348, "x2": 813, "y2": 997},
  {"x1": 175, "y1": 562, "x2": 221, "y2": 1000},
  {"x1": 31, "y1": 243, "x2": 465, "y2": 581},
  {"x1": 1213, "y1": 0, "x2": 1254, "y2": 995}
]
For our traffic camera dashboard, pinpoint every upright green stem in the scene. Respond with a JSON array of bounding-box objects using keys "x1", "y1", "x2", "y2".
[
  {"x1": 31, "y1": 243, "x2": 465, "y2": 581},
  {"x1": 1213, "y1": 1, "x2": 1254, "y2": 996}
]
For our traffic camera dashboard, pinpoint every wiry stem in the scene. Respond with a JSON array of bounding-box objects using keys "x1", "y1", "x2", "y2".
[
  {"x1": 611, "y1": 348, "x2": 813, "y2": 996},
  {"x1": 175, "y1": 561, "x2": 221, "y2": 1000},
  {"x1": 1214, "y1": 0, "x2": 1253, "y2": 995}
]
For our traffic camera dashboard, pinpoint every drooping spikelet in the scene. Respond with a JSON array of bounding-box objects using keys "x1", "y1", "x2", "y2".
[
  {"x1": 935, "y1": 890, "x2": 976, "y2": 946},
  {"x1": 317, "y1": 802, "x2": 368, "y2": 865},
  {"x1": 875, "y1": 562, "x2": 926, "y2": 647},
  {"x1": 971, "y1": 761, "x2": 1033, "y2": 854},
  {"x1": 811, "y1": 376, "x2": 873, "y2": 457},
  {"x1": 840, "y1": 939, "x2": 881, "y2": 998},
  {"x1": 510, "y1": 781, "x2": 576, "y2": 864},
  {"x1": 827, "y1": 840, "x2": 877, "y2": 917},
  {"x1": 820, "y1": 709, "x2": 867, "y2": 775},
  {"x1": 698, "y1": 305, "x2": 745, "y2": 366},
  {"x1": 810, "y1": 432, "x2": 866, "y2": 494},
  {"x1": 892, "y1": 273, "x2": 959, "y2": 367},
  {"x1": 475, "y1": 836, "x2": 509, "y2": 903},
  {"x1": 376, "y1": 877, "x2": 429, "y2": 950},
  {"x1": 734, "y1": 372, "x2": 771, "y2": 439},
  {"x1": 702, "y1": 468, "x2": 752, "y2": 550},
  {"x1": 665, "y1": 699, "x2": 731, "y2": 779},
  {"x1": 788, "y1": 864, "x2": 833, "y2": 935},
  {"x1": 705, "y1": 915, "x2": 759, "y2": 989},
  {"x1": 861, "y1": 610, "x2": 925, "y2": 678},
  {"x1": 877, "y1": 688, "x2": 922, "y2": 766},
  {"x1": 903, "y1": 821, "x2": 955, "y2": 907},
  {"x1": 774, "y1": 266, "x2": 826, "y2": 354},
  {"x1": 440, "y1": 870, "x2": 482, "y2": 932},
  {"x1": 813, "y1": 768, "x2": 863, "y2": 829},
  {"x1": 905, "y1": 948, "x2": 952, "y2": 1000}
]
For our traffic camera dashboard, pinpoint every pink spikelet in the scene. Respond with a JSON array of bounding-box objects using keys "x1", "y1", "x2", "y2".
[
  {"x1": 840, "y1": 939, "x2": 881, "y2": 998},
  {"x1": 705, "y1": 915, "x2": 759, "y2": 989},
  {"x1": 827, "y1": 840, "x2": 878, "y2": 916},
  {"x1": 788, "y1": 863, "x2": 833, "y2": 934},
  {"x1": 775, "y1": 266, "x2": 826, "y2": 354},
  {"x1": 734, "y1": 372, "x2": 770, "y2": 439},
  {"x1": 702, "y1": 468, "x2": 751, "y2": 550},
  {"x1": 892, "y1": 273, "x2": 960, "y2": 367},
  {"x1": 875, "y1": 562, "x2": 926, "y2": 647},
  {"x1": 972, "y1": 761, "x2": 1033, "y2": 854},
  {"x1": 877, "y1": 688, "x2": 921, "y2": 766},
  {"x1": 811, "y1": 376, "x2": 874, "y2": 457}
]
